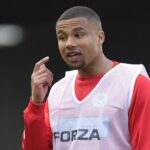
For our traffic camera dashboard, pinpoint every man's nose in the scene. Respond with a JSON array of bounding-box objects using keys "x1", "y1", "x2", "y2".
[{"x1": 65, "y1": 36, "x2": 76, "y2": 49}]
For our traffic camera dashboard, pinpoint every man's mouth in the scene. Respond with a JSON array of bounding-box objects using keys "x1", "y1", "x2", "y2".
[{"x1": 67, "y1": 52, "x2": 81, "y2": 62}]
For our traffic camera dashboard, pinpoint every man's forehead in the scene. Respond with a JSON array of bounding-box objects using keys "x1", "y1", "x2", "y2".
[{"x1": 56, "y1": 17, "x2": 93, "y2": 32}]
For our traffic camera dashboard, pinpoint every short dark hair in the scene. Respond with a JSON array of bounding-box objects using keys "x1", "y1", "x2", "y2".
[{"x1": 56, "y1": 6, "x2": 102, "y2": 30}]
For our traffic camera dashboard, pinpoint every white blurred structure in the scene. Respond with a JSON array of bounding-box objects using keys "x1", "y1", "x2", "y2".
[{"x1": 0, "y1": 24, "x2": 24, "y2": 47}]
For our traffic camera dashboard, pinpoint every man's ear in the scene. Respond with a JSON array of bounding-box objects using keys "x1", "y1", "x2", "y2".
[{"x1": 98, "y1": 31, "x2": 105, "y2": 45}]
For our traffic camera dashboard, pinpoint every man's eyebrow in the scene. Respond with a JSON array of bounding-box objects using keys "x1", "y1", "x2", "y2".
[
  {"x1": 57, "y1": 27, "x2": 86, "y2": 35},
  {"x1": 57, "y1": 30, "x2": 65, "y2": 35},
  {"x1": 73, "y1": 27, "x2": 85, "y2": 32}
]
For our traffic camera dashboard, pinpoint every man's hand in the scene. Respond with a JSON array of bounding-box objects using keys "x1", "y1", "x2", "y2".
[{"x1": 31, "y1": 56, "x2": 53, "y2": 104}]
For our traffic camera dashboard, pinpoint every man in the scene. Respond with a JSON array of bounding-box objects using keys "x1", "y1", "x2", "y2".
[{"x1": 22, "y1": 6, "x2": 150, "y2": 150}]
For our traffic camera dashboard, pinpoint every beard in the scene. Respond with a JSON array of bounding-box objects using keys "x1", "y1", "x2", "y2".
[{"x1": 67, "y1": 60, "x2": 85, "y2": 70}]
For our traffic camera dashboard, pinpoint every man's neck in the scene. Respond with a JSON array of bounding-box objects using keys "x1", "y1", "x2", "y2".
[{"x1": 78, "y1": 57, "x2": 113, "y2": 77}]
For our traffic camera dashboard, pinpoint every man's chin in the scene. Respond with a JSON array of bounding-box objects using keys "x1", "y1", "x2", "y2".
[
  {"x1": 68, "y1": 61, "x2": 85, "y2": 70},
  {"x1": 67, "y1": 62, "x2": 85, "y2": 70}
]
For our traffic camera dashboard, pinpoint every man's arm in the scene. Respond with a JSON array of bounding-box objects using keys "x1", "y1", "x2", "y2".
[
  {"x1": 129, "y1": 74, "x2": 150, "y2": 150},
  {"x1": 22, "y1": 57, "x2": 53, "y2": 150},
  {"x1": 22, "y1": 100, "x2": 53, "y2": 150}
]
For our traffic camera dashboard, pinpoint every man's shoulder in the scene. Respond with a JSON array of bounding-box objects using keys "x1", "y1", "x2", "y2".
[
  {"x1": 52, "y1": 70, "x2": 78, "y2": 89},
  {"x1": 117, "y1": 62, "x2": 149, "y2": 79},
  {"x1": 119, "y1": 63, "x2": 146, "y2": 72},
  {"x1": 48, "y1": 70, "x2": 77, "y2": 99}
]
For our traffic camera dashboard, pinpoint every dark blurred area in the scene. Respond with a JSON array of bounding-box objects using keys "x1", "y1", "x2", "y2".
[{"x1": 0, "y1": 1, "x2": 149, "y2": 149}]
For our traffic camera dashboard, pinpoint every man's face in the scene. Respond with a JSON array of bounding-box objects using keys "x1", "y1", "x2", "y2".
[{"x1": 56, "y1": 17, "x2": 104, "y2": 69}]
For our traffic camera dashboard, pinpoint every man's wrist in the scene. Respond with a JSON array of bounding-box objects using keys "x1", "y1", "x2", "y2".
[{"x1": 28, "y1": 97, "x2": 45, "y2": 115}]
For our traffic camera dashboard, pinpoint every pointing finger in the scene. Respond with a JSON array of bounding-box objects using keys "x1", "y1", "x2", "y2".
[{"x1": 33, "y1": 56, "x2": 49, "y2": 72}]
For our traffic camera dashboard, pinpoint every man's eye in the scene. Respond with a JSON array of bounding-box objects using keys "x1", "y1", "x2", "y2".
[
  {"x1": 58, "y1": 36, "x2": 66, "y2": 41},
  {"x1": 75, "y1": 33, "x2": 83, "y2": 38}
]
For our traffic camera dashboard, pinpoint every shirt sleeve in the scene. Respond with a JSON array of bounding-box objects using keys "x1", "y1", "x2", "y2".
[
  {"x1": 22, "y1": 98, "x2": 53, "y2": 150},
  {"x1": 129, "y1": 74, "x2": 150, "y2": 150}
]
